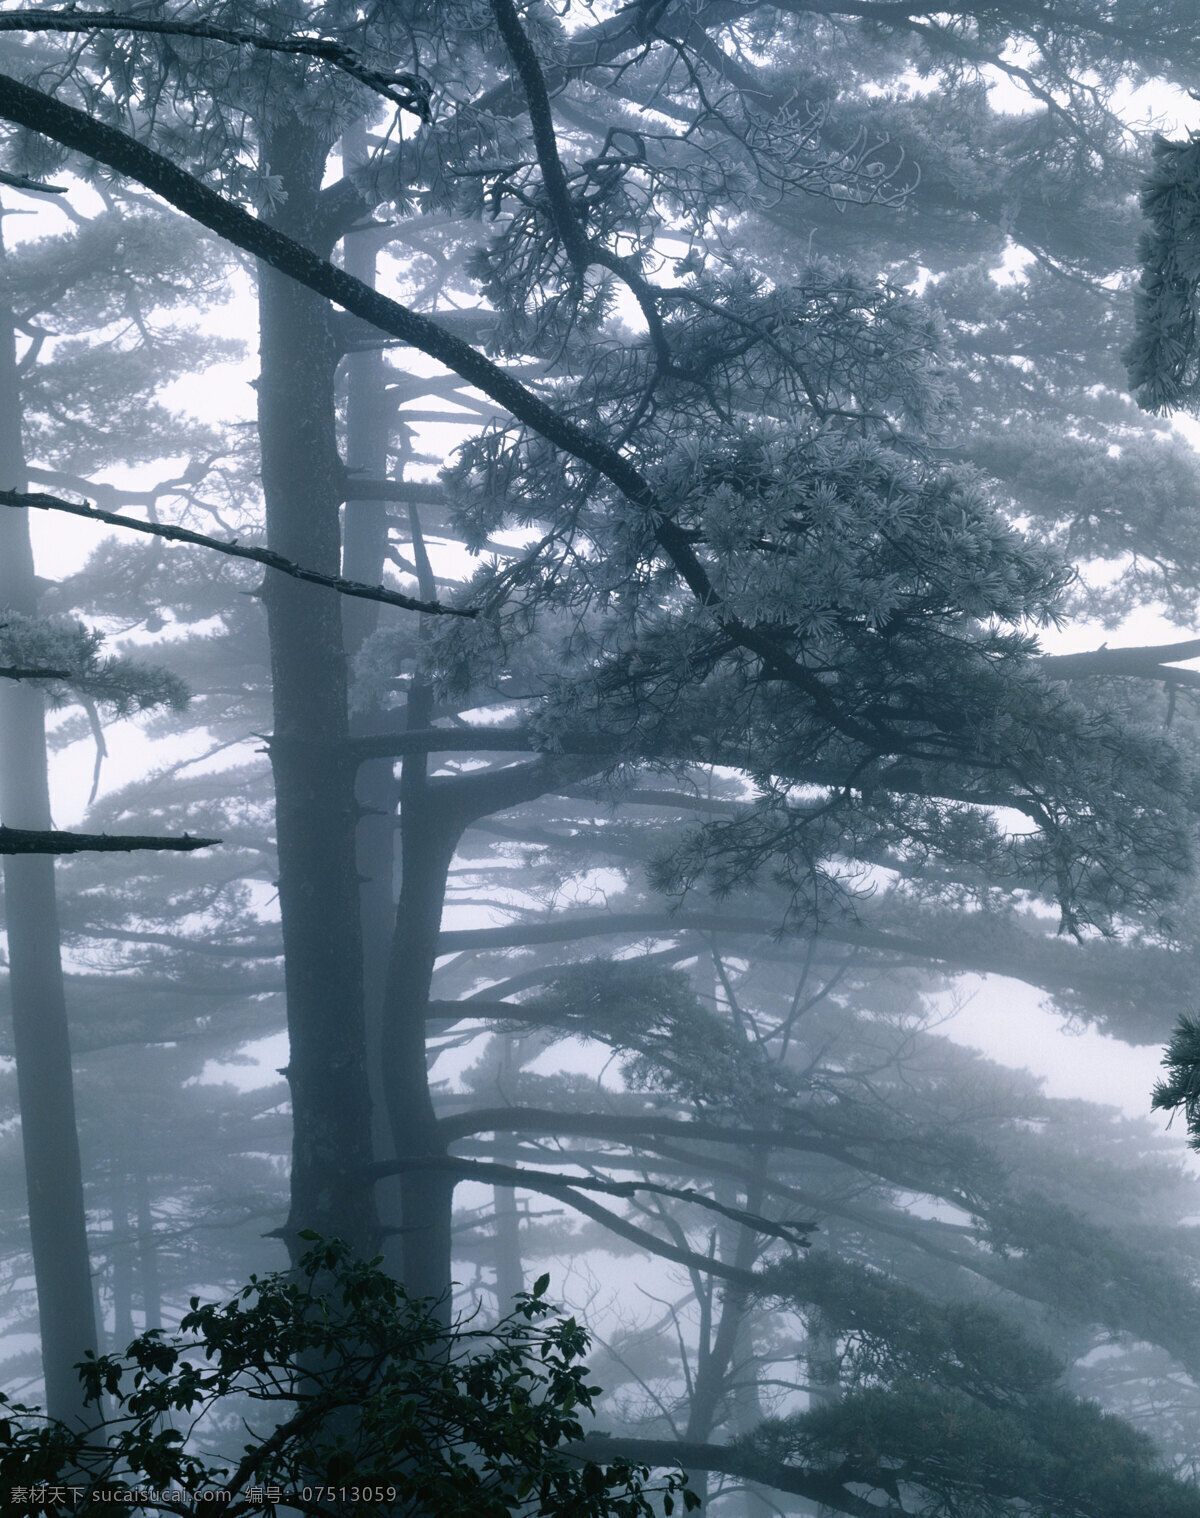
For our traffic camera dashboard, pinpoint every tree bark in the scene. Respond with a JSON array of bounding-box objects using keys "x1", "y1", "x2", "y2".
[
  {"x1": 381, "y1": 746, "x2": 461, "y2": 1306},
  {"x1": 256, "y1": 116, "x2": 379, "y2": 1256},
  {"x1": 110, "y1": 1155, "x2": 135, "y2": 1348},
  {"x1": 338, "y1": 123, "x2": 407, "y2": 1273},
  {"x1": 133, "y1": 1126, "x2": 162, "y2": 1333},
  {"x1": 491, "y1": 1038, "x2": 526, "y2": 1311},
  {"x1": 0, "y1": 262, "x2": 99, "y2": 1427}
]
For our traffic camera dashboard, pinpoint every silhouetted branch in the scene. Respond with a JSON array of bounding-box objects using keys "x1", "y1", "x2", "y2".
[
  {"x1": 0, "y1": 664, "x2": 70, "y2": 680},
  {"x1": 0, "y1": 69, "x2": 896, "y2": 751},
  {"x1": 0, "y1": 825, "x2": 219, "y2": 855},
  {"x1": 0, "y1": 490, "x2": 472, "y2": 617},
  {"x1": 372, "y1": 1153, "x2": 814, "y2": 1247},
  {"x1": 386, "y1": 1157, "x2": 765, "y2": 1286},
  {"x1": 1040, "y1": 637, "x2": 1200, "y2": 685},
  {"x1": 489, "y1": 0, "x2": 590, "y2": 269}
]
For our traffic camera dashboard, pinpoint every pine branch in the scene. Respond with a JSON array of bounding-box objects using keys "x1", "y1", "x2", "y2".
[
  {"x1": 0, "y1": 10, "x2": 431, "y2": 117},
  {"x1": 435, "y1": 908, "x2": 915, "y2": 954},
  {"x1": 490, "y1": 0, "x2": 679, "y2": 370},
  {"x1": 489, "y1": 0, "x2": 591, "y2": 272},
  {"x1": 0, "y1": 663, "x2": 71, "y2": 680},
  {"x1": 0, "y1": 825, "x2": 219, "y2": 855},
  {"x1": 0, "y1": 68, "x2": 893, "y2": 753},
  {"x1": 0, "y1": 490, "x2": 472, "y2": 618},
  {"x1": 435, "y1": 1104, "x2": 973, "y2": 1209}
]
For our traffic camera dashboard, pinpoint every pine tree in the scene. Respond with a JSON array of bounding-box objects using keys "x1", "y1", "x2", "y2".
[{"x1": 3, "y1": 6, "x2": 1200, "y2": 1514}]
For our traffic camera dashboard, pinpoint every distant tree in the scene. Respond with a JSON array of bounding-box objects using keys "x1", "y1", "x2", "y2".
[{"x1": 0, "y1": 196, "x2": 232, "y2": 1423}]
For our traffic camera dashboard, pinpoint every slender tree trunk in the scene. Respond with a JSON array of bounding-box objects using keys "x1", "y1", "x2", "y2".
[
  {"x1": 132, "y1": 1112, "x2": 161, "y2": 1332},
  {"x1": 492, "y1": 1177, "x2": 524, "y2": 1308},
  {"x1": 338, "y1": 121, "x2": 406, "y2": 1270},
  {"x1": 0, "y1": 241, "x2": 99, "y2": 1428},
  {"x1": 381, "y1": 742, "x2": 459, "y2": 1307},
  {"x1": 728, "y1": 1319, "x2": 776, "y2": 1518},
  {"x1": 257, "y1": 117, "x2": 379, "y2": 1255}
]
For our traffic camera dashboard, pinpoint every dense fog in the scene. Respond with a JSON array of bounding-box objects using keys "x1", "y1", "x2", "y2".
[{"x1": 5, "y1": 3, "x2": 1200, "y2": 1514}]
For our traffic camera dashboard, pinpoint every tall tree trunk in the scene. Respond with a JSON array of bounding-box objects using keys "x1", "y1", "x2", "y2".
[
  {"x1": 257, "y1": 117, "x2": 379, "y2": 1256},
  {"x1": 338, "y1": 120, "x2": 405, "y2": 1270},
  {"x1": 0, "y1": 240, "x2": 99, "y2": 1428},
  {"x1": 492, "y1": 1037, "x2": 525, "y2": 1310},
  {"x1": 728, "y1": 1320, "x2": 776, "y2": 1518},
  {"x1": 381, "y1": 738, "x2": 459, "y2": 1307},
  {"x1": 132, "y1": 1112, "x2": 161, "y2": 1332},
  {"x1": 807, "y1": 1306, "x2": 841, "y2": 1518}
]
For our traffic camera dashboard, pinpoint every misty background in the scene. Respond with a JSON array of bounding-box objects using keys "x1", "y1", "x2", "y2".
[{"x1": 6, "y1": 3, "x2": 1200, "y2": 1514}]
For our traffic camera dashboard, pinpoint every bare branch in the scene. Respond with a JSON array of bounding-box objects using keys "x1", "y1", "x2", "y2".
[
  {"x1": 0, "y1": 664, "x2": 71, "y2": 680},
  {"x1": 0, "y1": 825, "x2": 219, "y2": 855},
  {"x1": 375, "y1": 1153, "x2": 813, "y2": 1247},
  {"x1": 0, "y1": 490, "x2": 472, "y2": 618}
]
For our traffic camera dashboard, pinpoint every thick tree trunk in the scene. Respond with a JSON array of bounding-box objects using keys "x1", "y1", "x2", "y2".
[
  {"x1": 0, "y1": 263, "x2": 98, "y2": 1428},
  {"x1": 257, "y1": 118, "x2": 378, "y2": 1255}
]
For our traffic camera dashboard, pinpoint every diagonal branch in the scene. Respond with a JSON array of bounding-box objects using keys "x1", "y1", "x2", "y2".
[
  {"x1": 0, "y1": 10, "x2": 431, "y2": 116},
  {"x1": 0, "y1": 68, "x2": 893, "y2": 753},
  {"x1": 396, "y1": 1157, "x2": 766, "y2": 1287},
  {"x1": 489, "y1": 0, "x2": 590, "y2": 272},
  {"x1": 0, "y1": 663, "x2": 70, "y2": 680},
  {"x1": 489, "y1": 0, "x2": 676, "y2": 370},
  {"x1": 0, "y1": 490, "x2": 472, "y2": 617}
]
